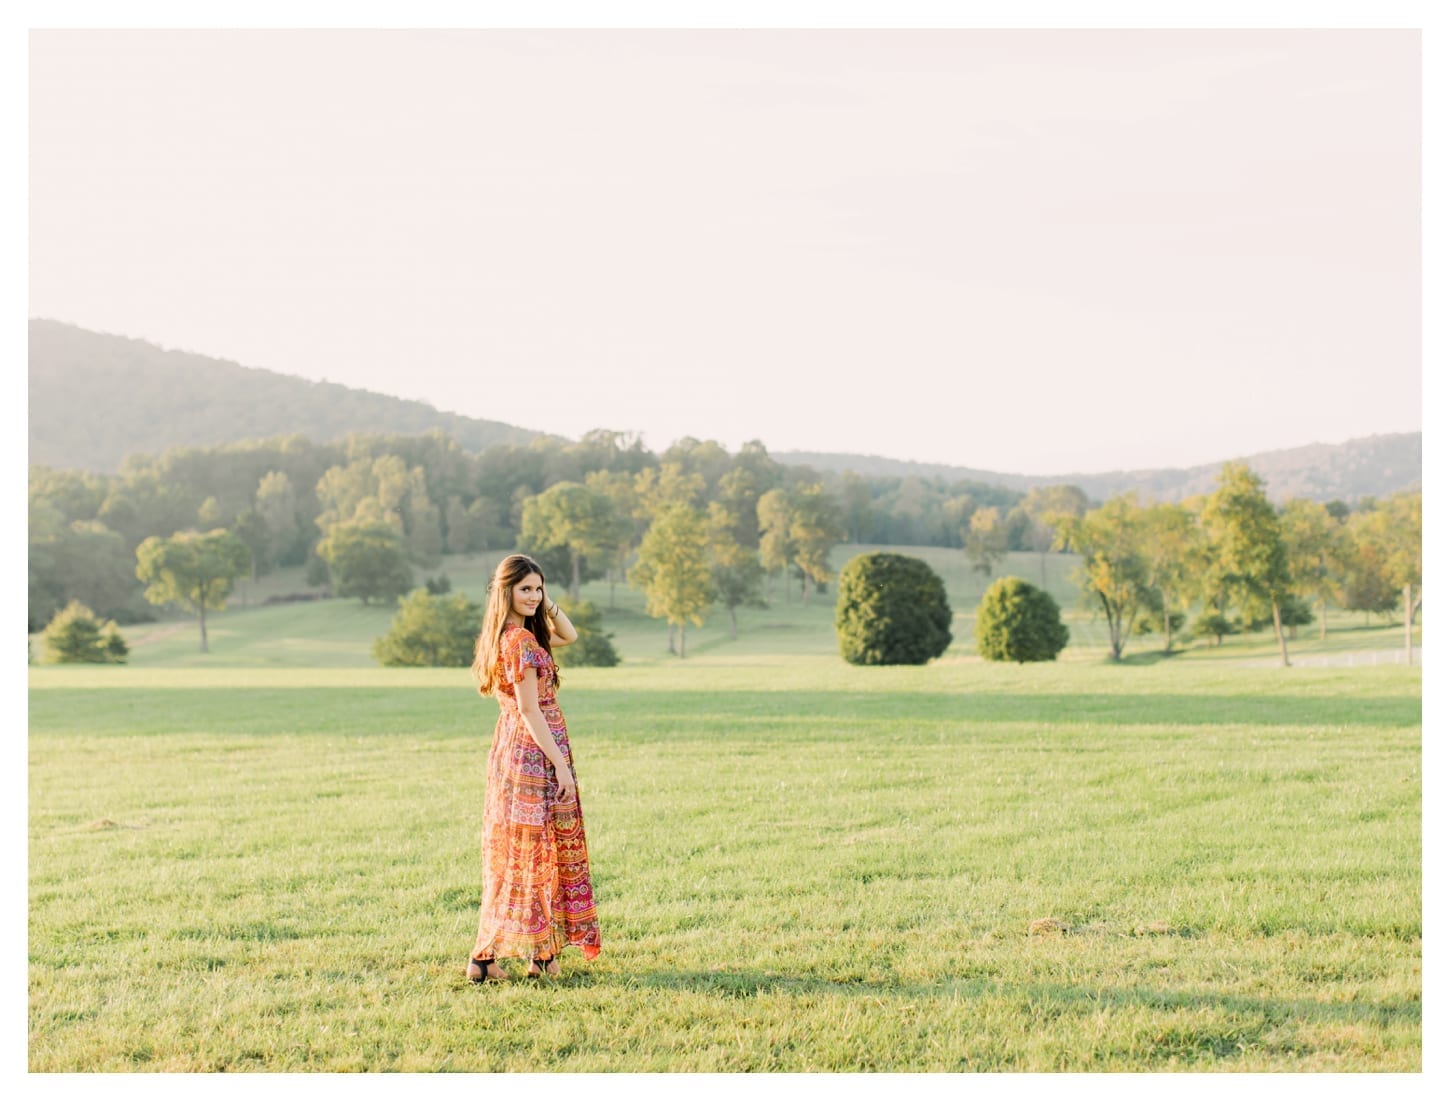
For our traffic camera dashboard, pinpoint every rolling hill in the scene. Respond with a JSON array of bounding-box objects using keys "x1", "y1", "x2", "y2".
[
  {"x1": 778, "y1": 432, "x2": 1422, "y2": 504},
  {"x1": 27, "y1": 319, "x2": 545, "y2": 472},
  {"x1": 28, "y1": 319, "x2": 1420, "y2": 502}
]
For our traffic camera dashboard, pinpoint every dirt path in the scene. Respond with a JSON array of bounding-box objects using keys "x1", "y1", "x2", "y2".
[{"x1": 1240, "y1": 648, "x2": 1420, "y2": 668}]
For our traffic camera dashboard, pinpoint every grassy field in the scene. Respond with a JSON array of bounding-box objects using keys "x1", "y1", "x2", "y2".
[{"x1": 27, "y1": 547, "x2": 1422, "y2": 1071}]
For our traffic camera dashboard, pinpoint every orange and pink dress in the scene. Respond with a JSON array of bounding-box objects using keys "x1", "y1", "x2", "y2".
[{"x1": 472, "y1": 623, "x2": 601, "y2": 963}]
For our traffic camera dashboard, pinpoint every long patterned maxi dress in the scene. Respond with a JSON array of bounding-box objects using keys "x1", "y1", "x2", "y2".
[{"x1": 472, "y1": 623, "x2": 601, "y2": 963}]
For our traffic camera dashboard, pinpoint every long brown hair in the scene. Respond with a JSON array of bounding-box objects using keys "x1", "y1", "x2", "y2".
[{"x1": 472, "y1": 554, "x2": 557, "y2": 695}]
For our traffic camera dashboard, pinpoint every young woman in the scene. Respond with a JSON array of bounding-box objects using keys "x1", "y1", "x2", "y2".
[{"x1": 467, "y1": 554, "x2": 602, "y2": 981}]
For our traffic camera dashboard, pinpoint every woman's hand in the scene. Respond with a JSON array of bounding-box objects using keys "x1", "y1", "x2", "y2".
[{"x1": 555, "y1": 765, "x2": 577, "y2": 804}]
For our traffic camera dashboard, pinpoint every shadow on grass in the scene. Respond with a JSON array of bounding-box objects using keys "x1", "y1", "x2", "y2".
[
  {"x1": 1113, "y1": 650, "x2": 1184, "y2": 667},
  {"x1": 625, "y1": 969, "x2": 1421, "y2": 1053},
  {"x1": 28, "y1": 685, "x2": 1422, "y2": 737}
]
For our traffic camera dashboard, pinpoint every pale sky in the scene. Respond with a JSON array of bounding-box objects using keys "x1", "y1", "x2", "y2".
[{"x1": 26, "y1": 18, "x2": 1424, "y2": 475}]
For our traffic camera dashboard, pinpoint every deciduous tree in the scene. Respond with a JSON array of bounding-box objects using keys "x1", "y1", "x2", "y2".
[
  {"x1": 788, "y1": 484, "x2": 845, "y2": 603},
  {"x1": 1200, "y1": 463, "x2": 1293, "y2": 667},
  {"x1": 1279, "y1": 498, "x2": 1345, "y2": 641},
  {"x1": 1139, "y1": 501, "x2": 1198, "y2": 652},
  {"x1": 1353, "y1": 491, "x2": 1422, "y2": 664},
  {"x1": 629, "y1": 503, "x2": 714, "y2": 657},
  {"x1": 707, "y1": 501, "x2": 766, "y2": 639},
  {"x1": 756, "y1": 488, "x2": 794, "y2": 604},
  {"x1": 315, "y1": 521, "x2": 414, "y2": 606},
  {"x1": 964, "y1": 506, "x2": 1008, "y2": 582},
  {"x1": 135, "y1": 528, "x2": 252, "y2": 652},
  {"x1": 520, "y1": 481, "x2": 616, "y2": 601},
  {"x1": 1056, "y1": 494, "x2": 1150, "y2": 662}
]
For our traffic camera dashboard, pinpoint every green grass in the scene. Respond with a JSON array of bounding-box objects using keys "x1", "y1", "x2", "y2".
[{"x1": 28, "y1": 548, "x2": 1422, "y2": 1071}]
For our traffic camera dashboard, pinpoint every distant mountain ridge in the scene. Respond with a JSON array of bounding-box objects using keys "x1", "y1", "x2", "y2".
[
  {"x1": 28, "y1": 319, "x2": 545, "y2": 472},
  {"x1": 778, "y1": 433, "x2": 1422, "y2": 504},
  {"x1": 28, "y1": 320, "x2": 1420, "y2": 503}
]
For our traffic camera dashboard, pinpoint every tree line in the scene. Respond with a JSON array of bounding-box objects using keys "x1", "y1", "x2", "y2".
[
  {"x1": 28, "y1": 429, "x2": 1023, "y2": 632},
  {"x1": 28, "y1": 429, "x2": 1420, "y2": 664},
  {"x1": 1048, "y1": 464, "x2": 1422, "y2": 666}
]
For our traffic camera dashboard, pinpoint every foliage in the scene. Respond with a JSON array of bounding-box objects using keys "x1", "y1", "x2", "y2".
[
  {"x1": 135, "y1": 528, "x2": 252, "y2": 653},
  {"x1": 707, "y1": 502, "x2": 767, "y2": 639},
  {"x1": 372, "y1": 588, "x2": 483, "y2": 667},
  {"x1": 231, "y1": 508, "x2": 273, "y2": 581},
  {"x1": 315, "y1": 454, "x2": 442, "y2": 567},
  {"x1": 756, "y1": 488, "x2": 794, "y2": 601},
  {"x1": 1279, "y1": 497, "x2": 1345, "y2": 641},
  {"x1": 963, "y1": 505, "x2": 1009, "y2": 578},
  {"x1": 424, "y1": 574, "x2": 452, "y2": 595},
  {"x1": 1137, "y1": 501, "x2": 1198, "y2": 652},
  {"x1": 1055, "y1": 494, "x2": 1150, "y2": 661},
  {"x1": 519, "y1": 481, "x2": 617, "y2": 599},
  {"x1": 551, "y1": 599, "x2": 620, "y2": 668},
  {"x1": 629, "y1": 503, "x2": 714, "y2": 657},
  {"x1": 1348, "y1": 491, "x2": 1422, "y2": 663},
  {"x1": 1201, "y1": 463, "x2": 1293, "y2": 666},
  {"x1": 1192, "y1": 611, "x2": 1237, "y2": 646},
  {"x1": 974, "y1": 576, "x2": 1070, "y2": 663},
  {"x1": 27, "y1": 511, "x2": 137, "y2": 631},
  {"x1": 37, "y1": 600, "x2": 128, "y2": 664},
  {"x1": 834, "y1": 552, "x2": 952, "y2": 666},
  {"x1": 787, "y1": 484, "x2": 846, "y2": 602},
  {"x1": 315, "y1": 520, "x2": 414, "y2": 605}
]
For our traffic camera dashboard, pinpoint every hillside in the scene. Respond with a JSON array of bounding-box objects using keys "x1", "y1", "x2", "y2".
[
  {"x1": 29, "y1": 320, "x2": 1420, "y2": 503},
  {"x1": 779, "y1": 432, "x2": 1422, "y2": 504},
  {"x1": 27, "y1": 319, "x2": 544, "y2": 472}
]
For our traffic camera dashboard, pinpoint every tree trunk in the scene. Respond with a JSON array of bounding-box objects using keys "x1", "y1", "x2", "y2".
[
  {"x1": 679, "y1": 624, "x2": 687, "y2": 658},
  {"x1": 1163, "y1": 604, "x2": 1173, "y2": 653},
  {"x1": 801, "y1": 571, "x2": 809, "y2": 604},
  {"x1": 1101, "y1": 593, "x2": 1123, "y2": 661},
  {"x1": 198, "y1": 605, "x2": 209, "y2": 653},
  {"x1": 1405, "y1": 583, "x2": 1415, "y2": 666},
  {"x1": 1271, "y1": 600, "x2": 1290, "y2": 667},
  {"x1": 668, "y1": 623, "x2": 677, "y2": 655},
  {"x1": 729, "y1": 605, "x2": 738, "y2": 640},
  {"x1": 1319, "y1": 596, "x2": 1327, "y2": 641}
]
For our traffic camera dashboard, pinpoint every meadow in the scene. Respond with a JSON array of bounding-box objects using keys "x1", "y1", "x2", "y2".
[{"x1": 27, "y1": 548, "x2": 1422, "y2": 1071}]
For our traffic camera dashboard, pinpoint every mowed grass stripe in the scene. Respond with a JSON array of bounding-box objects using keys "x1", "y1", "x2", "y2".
[{"x1": 29, "y1": 659, "x2": 1420, "y2": 1071}]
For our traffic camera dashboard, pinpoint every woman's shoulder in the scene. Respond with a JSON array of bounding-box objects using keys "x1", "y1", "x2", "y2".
[{"x1": 503, "y1": 622, "x2": 539, "y2": 643}]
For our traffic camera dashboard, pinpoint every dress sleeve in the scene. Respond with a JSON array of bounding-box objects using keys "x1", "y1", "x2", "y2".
[{"x1": 504, "y1": 628, "x2": 551, "y2": 685}]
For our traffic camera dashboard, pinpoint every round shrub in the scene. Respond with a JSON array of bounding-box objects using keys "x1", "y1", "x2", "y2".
[
  {"x1": 38, "y1": 600, "x2": 129, "y2": 664},
  {"x1": 373, "y1": 588, "x2": 483, "y2": 667},
  {"x1": 974, "y1": 577, "x2": 1069, "y2": 663},
  {"x1": 835, "y1": 553, "x2": 952, "y2": 666}
]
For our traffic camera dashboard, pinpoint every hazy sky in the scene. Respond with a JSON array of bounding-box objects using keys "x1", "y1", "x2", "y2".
[{"x1": 28, "y1": 24, "x2": 1423, "y2": 475}]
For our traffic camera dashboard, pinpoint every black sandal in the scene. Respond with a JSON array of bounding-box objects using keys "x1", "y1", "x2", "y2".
[
  {"x1": 467, "y1": 957, "x2": 502, "y2": 983},
  {"x1": 528, "y1": 956, "x2": 560, "y2": 978}
]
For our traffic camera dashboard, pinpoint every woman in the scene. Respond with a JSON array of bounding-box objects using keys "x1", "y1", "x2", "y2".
[{"x1": 467, "y1": 554, "x2": 602, "y2": 981}]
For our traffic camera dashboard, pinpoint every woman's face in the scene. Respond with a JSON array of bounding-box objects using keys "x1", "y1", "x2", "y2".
[{"x1": 510, "y1": 572, "x2": 545, "y2": 620}]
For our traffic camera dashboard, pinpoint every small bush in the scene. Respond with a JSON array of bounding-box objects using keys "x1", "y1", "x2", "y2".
[
  {"x1": 835, "y1": 553, "x2": 952, "y2": 666},
  {"x1": 1193, "y1": 612, "x2": 1237, "y2": 646},
  {"x1": 373, "y1": 588, "x2": 483, "y2": 667},
  {"x1": 553, "y1": 599, "x2": 620, "y2": 668},
  {"x1": 974, "y1": 577, "x2": 1068, "y2": 663},
  {"x1": 38, "y1": 601, "x2": 128, "y2": 664}
]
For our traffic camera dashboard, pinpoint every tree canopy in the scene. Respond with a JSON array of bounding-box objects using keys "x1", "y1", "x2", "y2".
[{"x1": 135, "y1": 528, "x2": 252, "y2": 652}]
